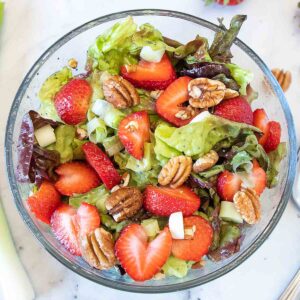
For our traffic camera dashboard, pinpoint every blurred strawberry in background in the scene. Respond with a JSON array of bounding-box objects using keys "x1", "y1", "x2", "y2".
[{"x1": 205, "y1": 0, "x2": 244, "y2": 5}]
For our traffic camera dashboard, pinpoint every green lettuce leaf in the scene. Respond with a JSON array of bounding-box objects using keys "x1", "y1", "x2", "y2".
[
  {"x1": 38, "y1": 67, "x2": 72, "y2": 121},
  {"x1": 103, "y1": 135, "x2": 124, "y2": 157},
  {"x1": 198, "y1": 165, "x2": 225, "y2": 178},
  {"x1": 231, "y1": 134, "x2": 270, "y2": 171},
  {"x1": 69, "y1": 185, "x2": 109, "y2": 213},
  {"x1": 209, "y1": 15, "x2": 247, "y2": 63},
  {"x1": 87, "y1": 17, "x2": 138, "y2": 74},
  {"x1": 0, "y1": 2, "x2": 4, "y2": 26},
  {"x1": 154, "y1": 113, "x2": 260, "y2": 158},
  {"x1": 87, "y1": 117, "x2": 107, "y2": 143},
  {"x1": 162, "y1": 256, "x2": 193, "y2": 278},
  {"x1": 267, "y1": 142, "x2": 287, "y2": 188},
  {"x1": 174, "y1": 36, "x2": 211, "y2": 63},
  {"x1": 226, "y1": 63, "x2": 254, "y2": 95},
  {"x1": 231, "y1": 151, "x2": 252, "y2": 173},
  {"x1": 72, "y1": 138, "x2": 87, "y2": 160},
  {"x1": 52, "y1": 125, "x2": 75, "y2": 163},
  {"x1": 100, "y1": 214, "x2": 130, "y2": 232}
]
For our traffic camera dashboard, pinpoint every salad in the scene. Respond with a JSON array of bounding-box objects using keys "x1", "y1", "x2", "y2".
[{"x1": 16, "y1": 15, "x2": 286, "y2": 281}]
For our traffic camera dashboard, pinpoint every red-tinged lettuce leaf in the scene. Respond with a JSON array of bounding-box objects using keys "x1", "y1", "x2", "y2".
[
  {"x1": 29, "y1": 110, "x2": 59, "y2": 130},
  {"x1": 208, "y1": 222, "x2": 243, "y2": 261},
  {"x1": 16, "y1": 113, "x2": 35, "y2": 182},
  {"x1": 29, "y1": 144, "x2": 60, "y2": 186},
  {"x1": 179, "y1": 62, "x2": 231, "y2": 79},
  {"x1": 16, "y1": 111, "x2": 60, "y2": 185},
  {"x1": 209, "y1": 15, "x2": 247, "y2": 63}
]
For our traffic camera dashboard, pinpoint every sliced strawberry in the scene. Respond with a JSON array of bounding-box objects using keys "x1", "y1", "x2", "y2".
[
  {"x1": 253, "y1": 109, "x2": 269, "y2": 146},
  {"x1": 55, "y1": 162, "x2": 100, "y2": 196},
  {"x1": 120, "y1": 54, "x2": 176, "y2": 90},
  {"x1": 76, "y1": 202, "x2": 100, "y2": 236},
  {"x1": 118, "y1": 111, "x2": 150, "y2": 160},
  {"x1": 143, "y1": 185, "x2": 200, "y2": 217},
  {"x1": 115, "y1": 224, "x2": 172, "y2": 281},
  {"x1": 214, "y1": 96, "x2": 253, "y2": 125},
  {"x1": 156, "y1": 76, "x2": 195, "y2": 127},
  {"x1": 54, "y1": 78, "x2": 92, "y2": 125},
  {"x1": 217, "y1": 170, "x2": 242, "y2": 201},
  {"x1": 82, "y1": 142, "x2": 121, "y2": 189},
  {"x1": 172, "y1": 216, "x2": 213, "y2": 261},
  {"x1": 51, "y1": 204, "x2": 81, "y2": 256},
  {"x1": 215, "y1": 0, "x2": 243, "y2": 5},
  {"x1": 264, "y1": 121, "x2": 281, "y2": 153},
  {"x1": 27, "y1": 181, "x2": 62, "y2": 224},
  {"x1": 250, "y1": 160, "x2": 267, "y2": 195}
]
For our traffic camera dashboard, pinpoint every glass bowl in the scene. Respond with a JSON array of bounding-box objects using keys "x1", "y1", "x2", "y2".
[{"x1": 5, "y1": 9, "x2": 297, "y2": 293}]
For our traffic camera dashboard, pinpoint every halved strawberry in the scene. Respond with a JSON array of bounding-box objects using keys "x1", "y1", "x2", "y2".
[
  {"x1": 76, "y1": 202, "x2": 100, "y2": 236},
  {"x1": 215, "y1": 0, "x2": 243, "y2": 5},
  {"x1": 214, "y1": 96, "x2": 253, "y2": 125},
  {"x1": 55, "y1": 162, "x2": 100, "y2": 196},
  {"x1": 217, "y1": 170, "x2": 242, "y2": 201},
  {"x1": 51, "y1": 204, "x2": 81, "y2": 256},
  {"x1": 250, "y1": 160, "x2": 267, "y2": 195},
  {"x1": 54, "y1": 78, "x2": 92, "y2": 125},
  {"x1": 27, "y1": 181, "x2": 62, "y2": 224},
  {"x1": 82, "y1": 142, "x2": 121, "y2": 189},
  {"x1": 264, "y1": 121, "x2": 281, "y2": 153},
  {"x1": 120, "y1": 54, "x2": 176, "y2": 90},
  {"x1": 118, "y1": 111, "x2": 150, "y2": 160},
  {"x1": 156, "y1": 76, "x2": 195, "y2": 127},
  {"x1": 253, "y1": 109, "x2": 269, "y2": 146},
  {"x1": 115, "y1": 224, "x2": 172, "y2": 281},
  {"x1": 143, "y1": 185, "x2": 200, "y2": 217},
  {"x1": 171, "y1": 216, "x2": 213, "y2": 261}
]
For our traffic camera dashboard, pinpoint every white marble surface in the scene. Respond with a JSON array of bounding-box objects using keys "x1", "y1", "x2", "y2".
[{"x1": 1, "y1": 0, "x2": 300, "y2": 299}]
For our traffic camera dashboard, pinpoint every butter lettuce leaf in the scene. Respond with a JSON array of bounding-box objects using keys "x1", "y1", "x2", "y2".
[
  {"x1": 69, "y1": 185, "x2": 109, "y2": 214},
  {"x1": 226, "y1": 63, "x2": 254, "y2": 95},
  {"x1": 266, "y1": 142, "x2": 287, "y2": 188},
  {"x1": 162, "y1": 256, "x2": 193, "y2": 278},
  {"x1": 154, "y1": 113, "x2": 260, "y2": 158}
]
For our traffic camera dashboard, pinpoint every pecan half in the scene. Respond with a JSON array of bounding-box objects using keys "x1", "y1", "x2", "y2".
[
  {"x1": 233, "y1": 187, "x2": 261, "y2": 225},
  {"x1": 80, "y1": 228, "x2": 116, "y2": 270},
  {"x1": 106, "y1": 187, "x2": 143, "y2": 222},
  {"x1": 224, "y1": 88, "x2": 239, "y2": 100},
  {"x1": 175, "y1": 105, "x2": 199, "y2": 120},
  {"x1": 193, "y1": 150, "x2": 219, "y2": 173},
  {"x1": 188, "y1": 78, "x2": 226, "y2": 108},
  {"x1": 103, "y1": 75, "x2": 140, "y2": 109},
  {"x1": 272, "y1": 68, "x2": 292, "y2": 92},
  {"x1": 158, "y1": 156, "x2": 192, "y2": 188}
]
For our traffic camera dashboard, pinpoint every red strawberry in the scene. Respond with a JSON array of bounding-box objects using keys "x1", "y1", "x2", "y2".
[
  {"x1": 215, "y1": 0, "x2": 243, "y2": 5},
  {"x1": 54, "y1": 78, "x2": 92, "y2": 125},
  {"x1": 143, "y1": 185, "x2": 200, "y2": 217},
  {"x1": 156, "y1": 76, "x2": 196, "y2": 127},
  {"x1": 82, "y1": 142, "x2": 121, "y2": 189},
  {"x1": 55, "y1": 162, "x2": 100, "y2": 196},
  {"x1": 172, "y1": 216, "x2": 213, "y2": 261},
  {"x1": 76, "y1": 202, "x2": 100, "y2": 236},
  {"x1": 27, "y1": 181, "x2": 61, "y2": 224},
  {"x1": 115, "y1": 224, "x2": 172, "y2": 281},
  {"x1": 118, "y1": 111, "x2": 150, "y2": 160},
  {"x1": 120, "y1": 54, "x2": 176, "y2": 90},
  {"x1": 51, "y1": 204, "x2": 81, "y2": 255},
  {"x1": 250, "y1": 160, "x2": 267, "y2": 195},
  {"x1": 253, "y1": 109, "x2": 269, "y2": 145},
  {"x1": 217, "y1": 170, "x2": 242, "y2": 201},
  {"x1": 214, "y1": 97, "x2": 253, "y2": 125},
  {"x1": 264, "y1": 121, "x2": 281, "y2": 153}
]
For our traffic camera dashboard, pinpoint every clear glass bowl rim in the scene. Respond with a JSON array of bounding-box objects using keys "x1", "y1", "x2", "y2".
[{"x1": 4, "y1": 9, "x2": 297, "y2": 293}]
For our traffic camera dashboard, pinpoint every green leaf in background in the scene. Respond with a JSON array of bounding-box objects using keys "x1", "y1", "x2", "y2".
[{"x1": 0, "y1": 2, "x2": 4, "y2": 26}]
